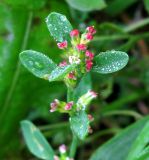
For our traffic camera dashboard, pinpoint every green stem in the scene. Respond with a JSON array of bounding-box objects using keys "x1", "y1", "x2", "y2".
[
  {"x1": 124, "y1": 18, "x2": 149, "y2": 33},
  {"x1": 0, "y1": 11, "x2": 33, "y2": 121},
  {"x1": 93, "y1": 32, "x2": 149, "y2": 42},
  {"x1": 67, "y1": 87, "x2": 78, "y2": 158},
  {"x1": 39, "y1": 122, "x2": 68, "y2": 131},
  {"x1": 69, "y1": 134, "x2": 78, "y2": 158},
  {"x1": 101, "y1": 91, "x2": 148, "y2": 114},
  {"x1": 84, "y1": 128, "x2": 121, "y2": 145},
  {"x1": 102, "y1": 110, "x2": 142, "y2": 120},
  {"x1": 67, "y1": 87, "x2": 74, "y2": 102}
]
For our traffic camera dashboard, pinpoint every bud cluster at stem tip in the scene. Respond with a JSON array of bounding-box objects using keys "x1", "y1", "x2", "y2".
[{"x1": 56, "y1": 26, "x2": 96, "y2": 86}]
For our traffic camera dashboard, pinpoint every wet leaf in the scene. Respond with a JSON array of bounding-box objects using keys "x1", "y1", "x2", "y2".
[
  {"x1": 92, "y1": 50, "x2": 129, "y2": 74},
  {"x1": 46, "y1": 12, "x2": 73, "y2": 42},
  {"x1": 21, "y1": 120, "x2": 54, "y2": 160},
  {"x1": 19, "y1": 50, "x2": 57, "y2": 78},
  {"x1": 70, "y1": 110, "x2": 89, "y2": 140},
  {"x1": 48, "y1": 64, "x2": 76, "y2": 82}
]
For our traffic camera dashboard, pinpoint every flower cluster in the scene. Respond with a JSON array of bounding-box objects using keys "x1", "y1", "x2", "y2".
[
  {"x1": 54, "y1": 144, "x2": 74, "y2": 160},
  {"x1": 50, "y1": 90, "x2": 97, "y2": 114},
  {"x1": 57, "y1": 26, "x2": 96, "y2": 87}
]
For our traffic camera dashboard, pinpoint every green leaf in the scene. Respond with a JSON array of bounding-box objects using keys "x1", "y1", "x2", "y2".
[
  {"x1": 70, "y1": 110, "x2": 89, "y2": 140},
  {"x1": 48, "y1": 64, "x2": 76, "y2": 82},
  {"x1": 105, "y1": 0, "x2": 138, "y2": 16},
  {"x1": 144, "y1": 0, "x2": 149, "y2": 14},
  {"x1": 46, "y1": 12, "x2": 73, "y2": 42},
  {"x1": 21, "y1": 120, "x2": 54, "y2": 160},
  {"x1": 92, "y1": 50, "x2": 129, "y2": 74},
  {"x1": 3, "y1": 0, "x2": 46, "y2": 9},
  {"x1": 19, "y1": 50, "x2": 57, "y2": 78},
  {"x1": 65, "y1": 0, "x2": 106, "y2": 12},
  {"x1": 90, "y1": 116, "x2": 149, "y2": 160},
  {"x1": 126, "y1": 121, "x2": 149, "y2": 160},
  {"x1": 73, "y1": 73, "x2": 92, "y2": 102}
]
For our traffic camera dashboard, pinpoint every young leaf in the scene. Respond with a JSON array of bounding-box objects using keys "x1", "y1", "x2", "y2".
[
  {"x1": 126, "y1": 121, "x2": 149, "y2": 160},
  {"x1": 48, "y1": 64, "x2": 76, "y2": 82},
  {"x1": 89, "y1": 116, "x2": 149, "y2": 160},
  {"x1": 73, "y1": 73, "x2": 92, "y2": 102},
  {"x1": 144, "y1": 0, "x2": 149, "y2": 14},
  {"x1": 46, "y1": 12, "x2": 73, "y2": 42},
  {"x1": 65, "y1": 0, "x2": 106, "y2": 12},
  {"x1": 92, "y1": 50, "x2": 129, "y2": 74},
  {"x1": 19, "y1": 50, "x2": 57, "y2": 78},
  {"x1": 21, "y1": 120, "x2": 54, "y2": 160},
  {"x1": 70, "y1": 110, "x2": 89, "y2": 140}
]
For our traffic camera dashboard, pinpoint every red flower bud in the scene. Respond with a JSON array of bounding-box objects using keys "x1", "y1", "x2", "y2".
[
  {"x1": 59, "y1": 144, "x2": 67, "y2": 154},
  {"x1": 57, "y1": 41, "x2": 67, "y2": 49},
  {"x1": 70, "y1": 29, "x2": 79, "y2": 37},
  {"x1": 86, "y1": 59, "x2": 93, "y2": 72},
  {"x1": 59, "y1": 60, "x2": 67, "y2": 67},
  {"x1": 54, "y1": 155, "x2": 59, "y2": 160},
  {"x1": 65, "y1": 101, "x2": 73, "y2": 110},
  {"x1": 89, "y1": 90, "x2": 98, "y2": 98},
  {"x1": 88, "y1": 114, "x2": 94, "y2": 121},
  {"x1": 68, "y1": 72, "x2": 76, "y2": 80},
  {"x1": 50, "y1": 99, "x2": 59, "y2": 112},
  {"x1": 76, "y1": 44, "x2": 87, "y2": 51},
  {"x1": 86, "y1": 26, "x2": 96, "y2": 35},
  {"x1": 85, "y1": 50, "x2": 94, "y2": 59},
  {"x1": 85, "y1": 32, "x2": 93, "y2": 40},
  {"x1": 88, "y1": 126, "x2": 93, "y2": 134}
]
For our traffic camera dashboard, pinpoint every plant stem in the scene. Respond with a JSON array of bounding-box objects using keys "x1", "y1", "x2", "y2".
[
  {"x1": 0, "y1": 11, "x2": 33, "y2": 121},
  {"x1": 39, "y1": 122, "x2": 68, "y2": 131},
  {"x1": 124, "y1": 18, "x2": 149, "y2": 33},
  {"x1": 67, "y1": 87, "x2": 74, "y2": 102},
  {"x1": 67, "y1": 87, "x2": 78, "y2": 158},
  {"x1": 69, "y1": 134, "x2": 78, "y2": 158},
  {"x1": 102, "y1": 110, "x2": 142, "y2": 120}
]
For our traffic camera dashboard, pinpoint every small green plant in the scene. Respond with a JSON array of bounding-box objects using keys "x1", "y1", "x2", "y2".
[{"x1": 19, "y1": 12, "x2": 129, "y2": 160}]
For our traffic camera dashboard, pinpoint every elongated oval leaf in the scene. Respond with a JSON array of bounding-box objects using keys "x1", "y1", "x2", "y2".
[
  {"x1": 21, "y1": 120, "x2": 54, "y2": 160},
  {"x1": 48, "y1": 64, "x2": 76, "y2": 82},
  {"x1": 90, "y1": 116, "x2": 149, "y2": 160},
  {"x1": 73, "y1": 73, "x2": 92, "y2": 102},
  {"x1": 46, "y1": 12, "x2": 73, "y2": 42},
  {"x1": 92, "y1": 50, "x2": 129, "y2": 74},
  {"x1": 126, "y1": 121, "x2": 149, "y2": 160},
  {"x1": 66, "y1": 0, "x2": 106, "y2": 12},
  {"x1": 70, "y1": 110, "x2": 89, "y2": 140},
  {"x1": 19, "y1": 50, "x2": 57, "y2": 78}
]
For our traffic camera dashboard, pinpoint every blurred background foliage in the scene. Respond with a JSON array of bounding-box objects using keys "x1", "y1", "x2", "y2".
[{"x1": 0, "y1": 0, "x2": 149, "y2": 159}]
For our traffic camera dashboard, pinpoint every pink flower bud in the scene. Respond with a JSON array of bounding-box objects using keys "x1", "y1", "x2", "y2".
[
  {"x1": 88, "y1": 114, "x2": 94, "y2": 121},
  {"x1": 85, "y1": 32, "x2": 93, "y2": 40},
  {"x1": 70, "y1": 29, "x2": 79, "y2": 37},
  {"x1": 89, "y1": 90, "x2": 98, "y2": 98},
  {"x1": 50, "y1": 99, "x2": 59, "y2": 112},
  {"x1": 68, "y1": 72, "x2": 76, "y2": 80},
  {"x1": 54, "y1": 155, "x2": 60, "y2": 160},
  {"x1": 86, "y1": 59, "x2": 93, "y2": 72},
  {"x1": 86, "y1": 26, "x2": 96, "y2": 35},
  {"x1": 59, "y1": 60, "x2": 67, "y2": 67},
  {"x1": 76, "y1": 44, "x2": 87, "y2": 51},
  {"x1": 85, "y1": 50, "x2": 94, "y2": 60},
  {"x1": 65, "y1": 101, "x2": 73, "y2": 110},
  {"x1": 59, "y1": 144, "x2": 67, "y2": 154},
  {"x1": 88, "y1": 126, "x2": 93, "y2": 134},
  {"x1": 57, "y1": 41, "x2": 67, "y2": 49}
]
